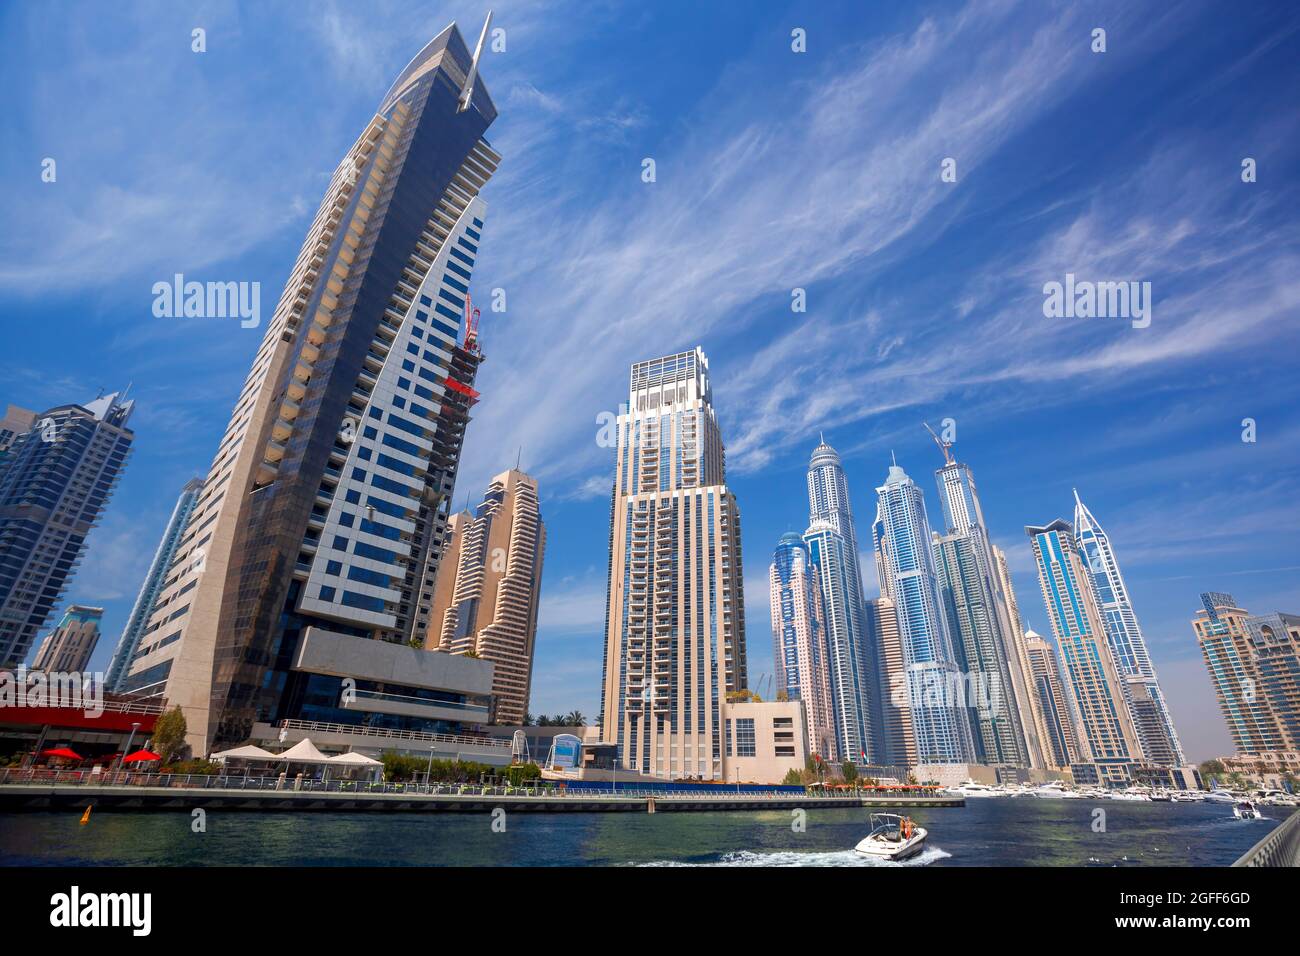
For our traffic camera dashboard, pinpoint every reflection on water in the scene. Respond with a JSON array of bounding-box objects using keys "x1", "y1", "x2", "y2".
[{"x1": 0, "y1": 799, "x2": 1290, "y2": 867}]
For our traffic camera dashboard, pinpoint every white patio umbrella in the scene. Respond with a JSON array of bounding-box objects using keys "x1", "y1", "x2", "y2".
[
  {"x1": 275, "y1": 738, "x2": 330, "y2": 762},
  {"x1": 210, "y1": 744, "x2": 277, "y2": 761}
]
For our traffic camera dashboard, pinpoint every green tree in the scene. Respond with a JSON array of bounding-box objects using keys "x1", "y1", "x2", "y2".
[
  {"x1": 781, "y1": 768, "x2": 803, "y2": 786},
  {"x1": 150, "y1": 706, "x2": 188, "y2": 763},
  {"x1": 841, "y1": 761, "x2": 858, "y2": 784},
  {"x1": 566, "y1": 710, "x2": 586, "y2": 726}
]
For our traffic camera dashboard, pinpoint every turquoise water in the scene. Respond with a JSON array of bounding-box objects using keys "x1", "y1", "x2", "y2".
[{"x1": 0, "y1": 799, "x2": 1288, "y2": 866}]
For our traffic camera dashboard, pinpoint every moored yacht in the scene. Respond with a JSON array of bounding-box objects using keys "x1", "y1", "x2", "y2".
[{"x1": 1032, "y1": 781, "x2": 1082, "y2": 799}]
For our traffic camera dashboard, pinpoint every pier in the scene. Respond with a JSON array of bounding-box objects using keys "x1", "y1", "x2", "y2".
[{"x1": 0, "y1": 770, "x2": 964, "y2": 814}]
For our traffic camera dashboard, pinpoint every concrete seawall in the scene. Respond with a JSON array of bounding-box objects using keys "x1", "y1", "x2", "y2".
[{"x1": 0, "y1": 783, "x2": 964, "y2": 814}]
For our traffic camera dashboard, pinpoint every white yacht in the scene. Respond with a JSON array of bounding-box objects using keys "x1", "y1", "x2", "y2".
[
  {"x1": 1204, "y1": 788, "x2": 1238, "y2": 804},
  {"x1": 1110, "y1": 789, "x2": 1151, "y2": 802},
  {"x1": 954, "y1": 780, "x2": 1004, "y2": 798},
  {"x1": 1032, "y1": 781, "x2": 1082, "y2": 799},
  {"x1": 854, "y1": 813, "x2": 928, "y2": 861}
]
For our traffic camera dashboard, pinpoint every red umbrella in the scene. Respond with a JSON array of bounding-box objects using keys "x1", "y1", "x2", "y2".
[
  {"x1": 41, "y1": 747, "x2": 82, "y2": 760},
  {"x1": 122, "y1": 749, "x2": 162, "y2": 763}
]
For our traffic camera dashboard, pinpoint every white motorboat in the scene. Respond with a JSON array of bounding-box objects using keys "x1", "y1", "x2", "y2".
[
  {"x1": 1110, "y1": 789, "x2": 1151, "y2": 802},
  {"x1": 1233, "y1": 800, "x2": 1261, "y2": 820},
  {"x1": 854, "y1": 813, "x2": 928, "y2": 861},
  {"x1": 954, "y1": 780, "x2": 1004, "y2": 798},
  {"x1": 1205, "y1": 789, "x2": 1238, "y2": 804},
  {"x1": 1032, "y1": 781, "x2": 1082, "y2": 799}
]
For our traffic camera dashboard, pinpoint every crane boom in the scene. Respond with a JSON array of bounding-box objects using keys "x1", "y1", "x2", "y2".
[{"x1": 922, "y1": 421, "x2": 955, "y2": 466}]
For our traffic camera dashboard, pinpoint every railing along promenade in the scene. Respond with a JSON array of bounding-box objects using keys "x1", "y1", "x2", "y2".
[
  {"x1": 1233, "y1": 806, "x2": 1300, "y2": 866},
  {"x1": 0, "y1": 768, "x2": 964, "y2": 812}
]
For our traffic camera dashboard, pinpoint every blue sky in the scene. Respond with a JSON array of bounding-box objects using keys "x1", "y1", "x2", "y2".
[{"x1": 2, "y1": 1, "x2": 1298, "y2": 762}]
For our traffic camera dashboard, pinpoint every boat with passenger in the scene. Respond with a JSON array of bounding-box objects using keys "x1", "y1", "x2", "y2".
[{"x1": 854, "y1": 813, "x2": 928, "y2": 861}]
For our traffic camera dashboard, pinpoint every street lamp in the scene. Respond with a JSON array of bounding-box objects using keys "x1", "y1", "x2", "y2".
[
  {"x1": 115, "y1": 722, "x2": 142, "y2": 774},
  {"x1": 426, "y1": 744, "x2": 435, "y2": 791}
]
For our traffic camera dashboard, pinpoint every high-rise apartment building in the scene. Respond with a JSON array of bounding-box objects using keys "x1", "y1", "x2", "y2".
[
  {"x1": 1193, "y1": 593, "x2": 1287, "y2": 754},
  {"x1": 425, "y1": 468, "x2": 545, "y2": 725},
  {"x1": 866, "y1": 596, "x2": 915, "y2": 770},
  {"x1": 599, "y1": 348, "x2": 747, "y2": 778},
  {"x1": 928, "y1": 448, "x2": 1035, "y2": 769},
  {"x1": 0, "y1": 392, "x2": 134, "y2": 667},
  {"x1": 123, "y1": 22, "x2": 502, "y2": 756},
  {"x1": 769, "y1": 532, "x2": 836, "y2": 760},
  {"x1": 106, "y1": 478, "x2": 204, "y2": 692},
  {"x1": 804, "y1": 437, "x2": 876, "y2": 764},
  {"x1": 1022, "y1": 627, "x2": 1079, "y2": 769},
  {"x1": 0, "y1": 405, "x2": 37, "y2": 457},
  {"x1": 993, "y1": 543, "x2": 1053, "y2": 770},
  {"x1": 1026, "y1": 518, "x2": 1143, "y2": 786},
  {"x1": 31, "y1": 605, "x2": 103, "y2": 673},
  {"x1": 1243, "y1": 611, "x2": 1300, "y2": 752},
  {"x1": 1073, "y1": 489, "x2": 1185, "y2": 767},
  {"x1": 873, "y1": 459, "x2": 974, "y2": 765}
]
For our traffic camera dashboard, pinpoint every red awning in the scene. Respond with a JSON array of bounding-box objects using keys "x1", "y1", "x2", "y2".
[
  {"x1": 40, "y1": 747, "x2": 82, "y2": 760},
  {"x1": 122, "y1": 749, "x2": 162, "y2": 763}
]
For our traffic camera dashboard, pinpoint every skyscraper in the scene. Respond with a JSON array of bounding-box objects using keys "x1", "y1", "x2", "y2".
[
  {"x1": 106, "y1": 478, "x2": 203, "y2": 692},
  {"x1": 993, "y1": 543, "x2": 1053, "y2": 769},
  {"x1": 425, "y1": 467, "x2": 546, "y2": 725},
  {"x1": 124, "y1": 21, "x2": 502, "y2": 755},
  {"x1": 1026, "y1": 519, "x2": 1143, "y2": 786},
  {"x1": 1243, "y1": 611, "x2": 1300, "y2": 754},
  {"x1": 1193, "y1": 593, "x2": 1287, "y2": 755},
  {"x1": 867, "y1": 596, "x2": 915, "y2": 770},
  {"x1": 804, "y1": 437, "x2": 875, "y2": 764},
  {"x1": 0, "y1": 391, "x2": 134, "y2": 667},
  {"x1": 0, "y1": 405, "x2": 37, "y2": 458},
  {"x1": 31, "y1": 605, "x2": 103, "y2": 673},
  {"x1": 928, "y1": 445, "x2": 1035, "y2": 768},
  {"x1": 769, "y1": 532, "x2": 836, "y2": 760},
  {"x1": 1073, "y1": 489, "x2": 1185, "y2": 767},
  {"x1": 873, "y1": 459, "x2": 974, "y2": 765},
  {"x1": 599, "y1": 348, "x2": 747, "y2": 778},
  {"x1": 1022, "y1": 627, "x2": 1079, "y2": 770}
]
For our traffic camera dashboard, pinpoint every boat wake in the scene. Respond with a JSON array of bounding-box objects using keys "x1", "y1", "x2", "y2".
[{"x1": 638, "y1": 845, "x2": 952, "y2": 867}]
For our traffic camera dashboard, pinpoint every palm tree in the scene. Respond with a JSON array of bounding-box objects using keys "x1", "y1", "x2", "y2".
[{"x1": 567, "y1": 710, "x2": 586, "y2": 726}]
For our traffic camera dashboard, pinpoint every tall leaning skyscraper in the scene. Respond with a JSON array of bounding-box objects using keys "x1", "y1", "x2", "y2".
[
  {"x1": 1026, "y1": 519, "x2": 1143, "y2": 787},
  {"x1": 123, "y1": 22, "x2": 502, "y2": 755},
  {"x1": 1072, "y1": 489, "x2": 1185, "y2": 767},
  {"x1": 600, "y1": 348, "x2": 747, "y2": 779}
]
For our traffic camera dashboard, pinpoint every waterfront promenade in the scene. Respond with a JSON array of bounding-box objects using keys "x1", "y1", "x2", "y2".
[{"x1": 0, "y1": 769, "x2": 964, "y2": 814}]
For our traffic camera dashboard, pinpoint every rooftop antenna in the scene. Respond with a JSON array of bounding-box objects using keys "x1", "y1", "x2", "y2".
[
  {"x1": 516, "y1": 445, "x2": 522, "y2": 471},
  {"x1": 890, "y1": 449, "x2": 897, "y2": 467},
  {"x1": 457, "y1": 11, "x2": 493, "y2": 114},
  {"x1": 922, "y1": 421, "x2": 955, "y2": 466}
]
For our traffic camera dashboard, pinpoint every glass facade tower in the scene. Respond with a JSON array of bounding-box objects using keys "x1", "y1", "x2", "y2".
[
  {"x1": 770, "y1": 532, "x2": 837, "y2": 760},
  {"x1": 0, "y1": 392, "x2": 134, "y2": 667},
  {"x1": 1026, "y1": 518, "x2": 1144, "y2": 786},
  {"x1": 805, "y1": 438, "x2": 876, "y2": 764},
  {"x1": 873, "y1": 460, "x2": 975, "y2": 765},
  {"x1": 106, "y1": 477, "x2": 203, "y2": 691},
  {"x1": 1072, "y1": 489, "x2": 1185, "y2": 767}
]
